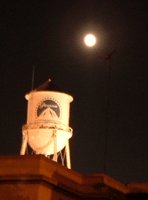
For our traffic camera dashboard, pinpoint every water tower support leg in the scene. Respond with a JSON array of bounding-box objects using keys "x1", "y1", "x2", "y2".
[
  {"x1": 20, "y1": 133, "x2": 28, "y2": 155},
  {"x1": 53, "y1": 130, "x2": 57, "y2": 162},
  {"x1": 65, "y1": 139, "x2": 71, "y2": 169}
]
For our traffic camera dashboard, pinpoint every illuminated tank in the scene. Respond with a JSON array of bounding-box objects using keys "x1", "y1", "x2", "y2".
[{"x1": 20, "y1": 79, "x2": 73, "y2": 168}]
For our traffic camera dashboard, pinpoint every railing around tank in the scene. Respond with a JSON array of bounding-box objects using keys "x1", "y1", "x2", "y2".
[{"x1": 22, "y1": 122, "x2": 73, "y2": 135}]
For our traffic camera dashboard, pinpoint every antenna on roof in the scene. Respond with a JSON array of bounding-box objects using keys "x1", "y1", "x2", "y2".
[
  {"x1": 103, "y1": 50, "x2": 116, "y2": 174},
  {"x1": 31, "y1": 65, "x2": 35, "y2": 91}
]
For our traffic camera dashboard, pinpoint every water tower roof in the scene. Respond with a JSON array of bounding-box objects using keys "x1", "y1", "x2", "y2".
[{"x1": 35, "y1": 79, "x2": 63, "y2": 92}]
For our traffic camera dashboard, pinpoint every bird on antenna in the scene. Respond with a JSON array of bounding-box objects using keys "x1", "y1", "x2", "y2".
[
  {"x1": 104, "y1": 50, "x2": 116, "y2": 61},
  {"x1": 97, "y1": 50, "x2": 117, "y2": 62}
]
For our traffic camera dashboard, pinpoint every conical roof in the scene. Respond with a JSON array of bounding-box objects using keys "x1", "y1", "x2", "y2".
[
  {"x1": 34, "y1": 79, "x2": 63, "y2": 92},
  {"x1": 25, "y1": 79, "x2": 73, "y2": 101}
]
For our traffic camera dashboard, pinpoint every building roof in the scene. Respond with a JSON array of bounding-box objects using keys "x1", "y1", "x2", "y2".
[{"x1": 1, "y1": 155, "x2": 147, "y2": 199}]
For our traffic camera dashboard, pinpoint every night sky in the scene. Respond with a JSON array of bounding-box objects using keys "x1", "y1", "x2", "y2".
[{"x1": 1, "y1": 1, "x2": 148, "y2": 184}]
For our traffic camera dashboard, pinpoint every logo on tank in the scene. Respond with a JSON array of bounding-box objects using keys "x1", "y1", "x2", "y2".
[{"x1": 36, "y1": 99, "x2": 61, "y2": 121}]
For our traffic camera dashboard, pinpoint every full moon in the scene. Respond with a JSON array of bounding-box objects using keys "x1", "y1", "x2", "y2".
[{"x1": 84, "y1": 34, "x2": 96, "y2": 47}]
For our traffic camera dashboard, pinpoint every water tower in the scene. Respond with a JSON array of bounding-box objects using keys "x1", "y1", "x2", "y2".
[{"x1": 20, "y1": 79, "x2": 73, "y2": 169}]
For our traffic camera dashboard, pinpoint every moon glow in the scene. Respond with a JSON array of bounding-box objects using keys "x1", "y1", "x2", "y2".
[{"x1": 84, "y1": 34, "x2": 96, "y2": 47}]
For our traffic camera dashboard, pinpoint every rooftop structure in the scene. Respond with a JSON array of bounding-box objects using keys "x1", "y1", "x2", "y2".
[{"x1": 0, "y1": 155, "x2": 148, "y2": 199}]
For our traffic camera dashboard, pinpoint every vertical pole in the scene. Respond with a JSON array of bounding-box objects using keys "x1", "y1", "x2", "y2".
[
  {"x1": 65, "y1": 139, "x2": 71, "y2": 169},
  {"x1": 53, "y1": 130, "x2": 57, "y2": 162},
  {"x1": 20, "y1": 132, "x2": 28, "y2": 155},
  {"x1": 104, "y1": 61, "x2": 111, "y2": 174}
]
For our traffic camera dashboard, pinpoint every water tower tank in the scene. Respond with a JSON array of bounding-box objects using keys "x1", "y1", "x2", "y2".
[{"x1": 21, "y1": 79, "x2": 73, "y2": 162}]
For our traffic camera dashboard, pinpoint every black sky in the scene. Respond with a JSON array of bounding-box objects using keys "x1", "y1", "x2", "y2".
[{"x1": 0, "y1": 1, "x2": 148, "y2": 184}]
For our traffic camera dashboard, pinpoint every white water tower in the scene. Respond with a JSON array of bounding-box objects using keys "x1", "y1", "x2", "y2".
[{"x1": 20, "y1": 79, "x2": 73, "y2": 169}]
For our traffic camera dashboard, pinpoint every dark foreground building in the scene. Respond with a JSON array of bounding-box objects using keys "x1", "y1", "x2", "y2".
[{"x1": 0, "y1": 155, "x2": 148, "y2": 200}]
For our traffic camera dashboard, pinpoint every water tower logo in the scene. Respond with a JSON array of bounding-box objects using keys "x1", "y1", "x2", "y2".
[{"x1": 36, "y1": 99, "x2": 60, "y2": 121}]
